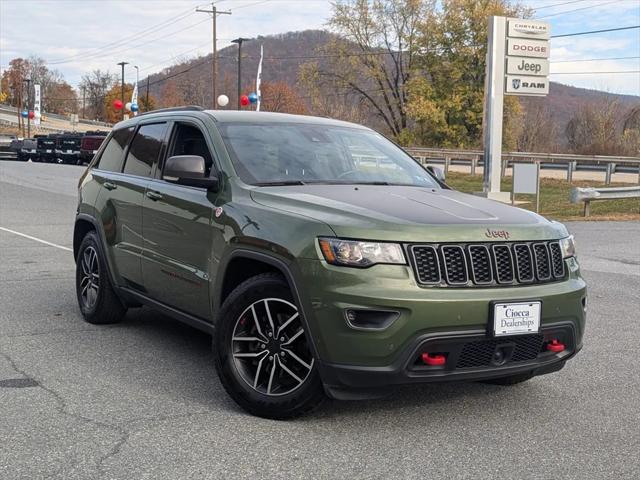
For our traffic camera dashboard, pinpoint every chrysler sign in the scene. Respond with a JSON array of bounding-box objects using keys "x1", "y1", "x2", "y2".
[{"x1": 508, "y1": 19, "x2": 550, "y2": 40}]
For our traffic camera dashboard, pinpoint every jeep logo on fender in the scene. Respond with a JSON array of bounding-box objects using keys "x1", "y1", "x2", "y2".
[{"x1": 485, "y1": 229, "x2": 510, "y2": 240}]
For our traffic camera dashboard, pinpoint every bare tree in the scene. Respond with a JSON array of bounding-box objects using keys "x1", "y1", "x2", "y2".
[
  {"x1": 566, "y1": 99, "x2": 626, "y2": 155},
  {"x1": 300, "y1": 0, "x2": 432, "y2": 137},
  {"x1": 517, "y1": 100, "x2": 557, "y2": 152},
  {"x1": 80, "y1": 70, "x2": 117, "y2": 121}
]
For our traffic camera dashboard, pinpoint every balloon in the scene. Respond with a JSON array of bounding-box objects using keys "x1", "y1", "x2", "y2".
[
  {"x1": 21, "y1": 110, "x2": 28, "y2": 118},
  {"x1": 130, "y1": 103, "x2": 139, "y2": 112},
  {"x1": 240, "y1": 95, "x2": 250, "y2": 106},
  {"x1": 113, "y1": 99, "x2": 123, "y2": 110},
  {"x1": 125, "y1": 102, "x2": 132, "y2": 112},
  {"x1": 217, "y1": 95, "x2": 229, "y2": 107},
  {"x1": 248, "y1": 93, "x2": 258, "y2": 104},
  {"x1": 28, "y1": 111, "x2": 35, "y2": 119}
]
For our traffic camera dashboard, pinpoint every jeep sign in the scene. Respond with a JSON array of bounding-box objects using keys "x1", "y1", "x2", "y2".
[
  {"x1": 506, "y1": 57, "x2": 549, "y2": 76},
  {"x1": 505, "y1": 75, "x2": 549, "y2": 95},
  {"x1": 508, "y1": 19, "x2": 550, "y2": 40},
  {"x1": 507, "y1": 38, "x2": 549, "y2": 58}
]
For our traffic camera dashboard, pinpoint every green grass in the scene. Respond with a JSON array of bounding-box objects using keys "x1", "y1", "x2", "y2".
[{"x1": 445, "y1": 172, "x2": 640, "y2": 221}]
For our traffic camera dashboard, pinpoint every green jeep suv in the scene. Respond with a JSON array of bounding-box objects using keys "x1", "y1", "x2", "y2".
[{"x1": 74, "y1": 107, "x2": 586, "y2": 418}]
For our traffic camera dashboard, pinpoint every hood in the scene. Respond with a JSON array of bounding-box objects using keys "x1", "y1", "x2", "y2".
[{"x1": 250, "y1": 184, "x2": 567, "y2": 242}]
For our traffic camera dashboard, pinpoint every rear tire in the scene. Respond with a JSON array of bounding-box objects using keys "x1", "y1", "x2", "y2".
[
  {"x1": 75, "y1": 231, "x2": 126, "y2": 324},
  {"x1": 213, "y1": 273, "x2": 324, "y2": 419},
  {"x1": 481, "y1": 371, "x2": 534, "y2": 385}
]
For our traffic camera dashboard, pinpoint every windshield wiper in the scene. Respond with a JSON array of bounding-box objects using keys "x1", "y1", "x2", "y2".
[{"x1": 254, "y1": 180, "x2": 306, "y2": 186}]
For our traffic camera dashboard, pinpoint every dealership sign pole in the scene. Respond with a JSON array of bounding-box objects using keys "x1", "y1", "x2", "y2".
[{"x1": 482, "y1": 17, "x2": 550, "y2": 201}]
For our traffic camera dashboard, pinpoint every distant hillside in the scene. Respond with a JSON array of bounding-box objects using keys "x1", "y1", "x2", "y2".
[{"x1": 144, "y1": 29, "x2": 639, "y2": 148}]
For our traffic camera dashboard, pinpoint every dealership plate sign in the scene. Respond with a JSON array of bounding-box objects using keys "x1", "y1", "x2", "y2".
[{"x1": 504, "y1": 19, "x2": 550, "y2": 96}]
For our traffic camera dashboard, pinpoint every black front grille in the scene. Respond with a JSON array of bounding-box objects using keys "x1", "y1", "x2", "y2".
[
  {"x1": 441, "y1": 246, "x2": 468, "y2": 284},
  {"x1": 533, "y1": 243, "x2": 551, "y2": 280},
  {"x1": 411, "y1": 245, "x2": 440, "y2": 284},
  {"x1": 410, "y1": 240, "x2": 566, "y2": 287},
  {"x1": 456, "y1": 334, "x2": 544, "y2": 369}
]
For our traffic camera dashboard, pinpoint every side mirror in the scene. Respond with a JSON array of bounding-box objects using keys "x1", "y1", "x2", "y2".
[
  {"x1": 426, "y1": 165, "x2": 446, "y2": 183},
  {"x1": 163, "y1": 155, "x2": 219, "y2": 191}
]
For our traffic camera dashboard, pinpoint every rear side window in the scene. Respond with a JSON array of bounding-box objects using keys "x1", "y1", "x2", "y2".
[
  {"x1": 97, "y1": 127, "x2": 134, "y2": 172},
  {"x1": 123, "y1": 123, "x2": 168, "y2": 178}
]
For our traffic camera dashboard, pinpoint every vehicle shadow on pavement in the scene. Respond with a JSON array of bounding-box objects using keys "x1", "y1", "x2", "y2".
[{"x1": 113, "y1": 307, "x2": 541, "y2": 421}]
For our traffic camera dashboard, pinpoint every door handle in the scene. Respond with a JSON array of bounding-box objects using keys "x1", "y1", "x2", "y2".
[
  {"x1": 145, "y1": 190, "x2": 163, "y2": 201},
  {"x1": 103, "y1": 181, "x2": 117, "y2": 191}
]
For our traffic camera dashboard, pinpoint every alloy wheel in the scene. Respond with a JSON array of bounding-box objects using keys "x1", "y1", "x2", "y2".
[
  {"x1": 231, "y1": 298, "x2": 314, "y2": 396},
  {"x1": 79, "y1": 246, "x2": 100, "y2": 309}
]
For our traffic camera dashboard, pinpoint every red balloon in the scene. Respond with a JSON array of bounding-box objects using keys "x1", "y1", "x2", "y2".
[
  {"x1": 28, "y1": 111, "x2": 35, "y2": 119},
  {"x1": 113, "y1": 99, "x2": 124, "y2": 110},
  {"x1": 240, "y1": 95, "x2": 250, "y2": 106}
]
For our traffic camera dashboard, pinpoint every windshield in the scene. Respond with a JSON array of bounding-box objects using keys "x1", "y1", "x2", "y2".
[{"x1": 219, "y1": 123, "x2": 439, "y2": 188}]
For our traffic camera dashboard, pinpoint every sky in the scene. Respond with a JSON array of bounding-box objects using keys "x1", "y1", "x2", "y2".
[{"x1": 1, "y1": 0, "x2": 639, "y2": 96}]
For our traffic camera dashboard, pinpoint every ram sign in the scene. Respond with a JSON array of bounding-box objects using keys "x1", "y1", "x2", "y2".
[{"x1": 505, "y1": 75, "x2": 549, "y2": 95}]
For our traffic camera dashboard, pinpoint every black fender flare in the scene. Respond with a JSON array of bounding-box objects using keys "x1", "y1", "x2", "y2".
[{"x1": 213, "y1": 248, "x2": 322, "y2": 361}]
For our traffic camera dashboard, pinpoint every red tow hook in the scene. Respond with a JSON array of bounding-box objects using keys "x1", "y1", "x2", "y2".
[
  {"x1": 546, "y1": 339, "x2": 565, "y2": 353},
  {"x1": 422, "y1": 353, "x2": 446, "y2": 366}
]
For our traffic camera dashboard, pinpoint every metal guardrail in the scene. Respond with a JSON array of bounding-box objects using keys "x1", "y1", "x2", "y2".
[
  {"x1": 570, "y1": 186, "x2": 640, "y2": 216},
  {"x1": 405, "y1": 147, "x2": 640, "y2": 185}
]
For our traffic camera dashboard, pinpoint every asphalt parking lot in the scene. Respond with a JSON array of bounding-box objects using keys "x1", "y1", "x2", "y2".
[{"x1": 1, "y1": 161, "x2": 639, "y2": 479}]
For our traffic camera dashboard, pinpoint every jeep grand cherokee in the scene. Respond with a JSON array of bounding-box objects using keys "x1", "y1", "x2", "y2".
[{"x1": 74, "y1": 107, "x2": 586, "y2": 419}]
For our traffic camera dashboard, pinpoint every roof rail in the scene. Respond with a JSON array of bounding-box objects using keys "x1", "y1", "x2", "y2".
[{"x1": 139, "y1": 105, "x2": 204, "y2": 116}]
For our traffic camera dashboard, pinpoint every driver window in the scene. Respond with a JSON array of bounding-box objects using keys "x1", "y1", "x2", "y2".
[{"x1": 168, "y1": 123, "x2": 214, "y2": 176}]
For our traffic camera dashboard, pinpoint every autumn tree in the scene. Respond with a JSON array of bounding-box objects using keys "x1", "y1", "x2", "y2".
[
  {"x1": 260, "y1": 81, "x2": 307, "y2": 114},
  {"x1": 47, "y1": 81, "x2": 78, "y2": 115},
  {"x1": 102, "y1": 83, "x2": 157, "y2": 123},
  {"x1": 80, "y1": 70, "x2": 117, "y2": 121},
  {"x1": 300, "y1": 0, "x2": 429, "y2": 138},
  {"x1": 407, "y1": 0, "x2": 528, "y2": 148}
]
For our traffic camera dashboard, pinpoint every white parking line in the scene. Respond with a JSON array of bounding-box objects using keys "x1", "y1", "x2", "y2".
[{"x1": 0, "y1": 227, "x2": 73, "y2": 252}]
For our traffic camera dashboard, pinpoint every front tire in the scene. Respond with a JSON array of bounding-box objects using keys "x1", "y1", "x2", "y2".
[
  {"x1": 75, "y1": 231, "x2": 126, "y2": 324},
  {"x1": 213, "y1": 273, "x2": 324, "y2": 419}
]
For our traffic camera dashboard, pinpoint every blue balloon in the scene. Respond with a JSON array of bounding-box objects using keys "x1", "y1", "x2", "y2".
[
  {"x1": 130, "y1": 103, "x2": 139, "y2": 112},
  {"x1": 21, "y1": 110, "x2": 28, "y2": 118},
  {"x1": 248, "y1": 93, "x2": 258, "y2": 104}
]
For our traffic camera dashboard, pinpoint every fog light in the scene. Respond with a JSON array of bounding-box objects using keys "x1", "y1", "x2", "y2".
[{"x1": 344, "y1": 309, "x2": 399, "y2": 331}]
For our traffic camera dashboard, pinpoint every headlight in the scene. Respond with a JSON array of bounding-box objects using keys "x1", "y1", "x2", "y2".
[
  {"x1": 318, "y1": 238, "x2": 406, "y2": 267},
  {"x1": 560, "y1": 235, "x2": 576, "y2": 258}
]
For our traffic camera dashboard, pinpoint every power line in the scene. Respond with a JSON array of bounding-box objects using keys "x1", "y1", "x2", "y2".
[
  {"x1": 537, "y1": 0, "x2": 623, "y2": 19},
  {"x1": 552, "y1": 25, "x2": 640, "y2": 38},
  {"x1": 551, "y1": 55, "x2": 640, "y2": 63},
  {"x1": 534, "y1": 0, "x2": 589, "y2": 10},
  {"x1": 47, "y1": 6, "x2": 198, "y2": 64},
  {"x1": 550, "y1": 70, "x2": 640, "y2": 75}
]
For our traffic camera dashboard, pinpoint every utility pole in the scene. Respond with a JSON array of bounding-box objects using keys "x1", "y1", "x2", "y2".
[
  {"x1": 145, "y1": 76, "x2": 150, "y2": 112},
  {"x1": 23, "y1": 78, "x2": 32, "y2": 138},
  {"x1": 117, "y1": 61, "x2": 128, "y2": 120},
  {"x1": 197, "y1": 3, "x2": 231, "y2": 108},
  {"x1": 81, "y1": 86, "x2": 86, "y2": 119},
  {"x1": 231, "y1": 37, "x2": 250, "y2": 110}
]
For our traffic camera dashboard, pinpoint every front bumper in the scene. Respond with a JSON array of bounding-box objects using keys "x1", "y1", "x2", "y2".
[{"x1": 295, "y1": 257, "x2": 586, "y2": 394}]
